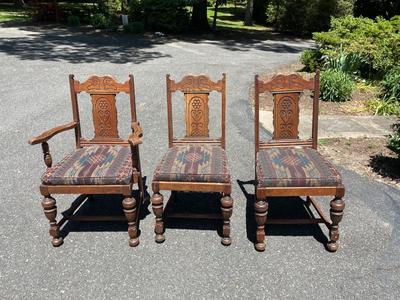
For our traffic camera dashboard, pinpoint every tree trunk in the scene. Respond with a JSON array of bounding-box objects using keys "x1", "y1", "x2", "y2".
[
  {"x1": 14, "y1": 0, "x2": 25, "y2": 7},
  {"x1": 244, "y1": 0, "x2": 254, "y2": 26},
  {"x1": 253, "y1": 0, "x2": 267, "y2": 24},
  {"x1": 191, "y1": 0, "x2": 210, "y2": 31},
  {"x1": 53, "y1": 0, "x2": 59, "y2": 23},
  {"x1": 212, "y1": 0, "x2": 220, "y2": 30}
]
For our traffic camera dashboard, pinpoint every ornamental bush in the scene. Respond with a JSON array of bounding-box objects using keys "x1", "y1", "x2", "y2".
[
  {"x1": 123, "y1": 21, "x2": 145, "y2": 34},
  {"x1": 313, "y1": 16, "x2": 400, "y2": 78},
  {"x1": 90, "y1": 13, "x2": 111, "y2": 29},
  {"x1": 388, "y1": 123, "x2": 400, "y2": 156},
  {"x1": 300, "y1": 49, "x2": 323, "y2": 72},
  {"x1": 266, "y1": 0, "x2": 354, "y2": 35},
  {"x1": 142, "y1": 0, "x2": 190, "y2": 33},
  {"x1": 381, "y1": 67, "x2": 400, "y2": 101},
  {"x1": 67, "y1": 15, "x2": 80, "y2": 27},
  {"x1": 320, "y1": 69, "x2": 354, "y2": 102}
]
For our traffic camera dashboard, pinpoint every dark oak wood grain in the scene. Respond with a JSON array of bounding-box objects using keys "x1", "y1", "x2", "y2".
[
  {"x1": 29, "y1": 74, "x2": 145, "y2": 247},
  {"x1": 28, "y1": 121, "x2": 78, "y2": 145},
  {"x1": 151, "y1": 74, "x2": 233, "y2": 246},
  {"x1": 166, "y1": 74, "x2": 227, "y2": 148},
  {"x1": 254, "y1": 71, "x2": 346, "y2": 252}
]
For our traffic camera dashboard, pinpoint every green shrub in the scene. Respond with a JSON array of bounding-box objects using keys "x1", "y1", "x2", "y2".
[
  {"x1": 300, "y1": 49, "x2": 323, "y2": 72},
  {"x1": 388, "y1": 123, "x2": 400, "y2": 156},
  {"x1": 335, "y1": 0, "x2": 355, "y2": 17},
  {"x1": 67, "y1": 15, "x2": 80, "y2": 26},
  {"x1": 313, "y1": 16, "x2": 400, "y2": 78},
  {"x1": 320, "y1": 69, "x2": 354, "y2": 102},
  {"x1": 90, "y1": 13, "x2": 110, "y2": 29},
  {"x1": 123, "y1": 21, "x2": 145, "y2": 34},
  {"x1": 90, "y1": 13, "x2": 120, "y2": 30},
  {"x1": 381, "y1": 67, "x2": 400, "y2": 101},
  {"x1": 266, "y1": 0, "x2": 354, "y2": 35},
  {"x1": 98, "y1": 0, "x2": 123, "y2": 15},
  {"x1": 142, "y1": 0, "x2": 190, "y2": 33},
  {"x1": 324, "y1": 48, "x2": 363, "y2": 76}
]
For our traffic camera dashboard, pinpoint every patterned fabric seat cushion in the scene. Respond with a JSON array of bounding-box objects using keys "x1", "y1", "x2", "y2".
[
  {"x1": 153, "y1": 145, "x2": 230, "y2": 183},
  {"x1": 42, "y1": 145, "x2": 133, "y2": 185},
  {"x1": 256, "y1": 147, "x2": 342, "y2": 188}
]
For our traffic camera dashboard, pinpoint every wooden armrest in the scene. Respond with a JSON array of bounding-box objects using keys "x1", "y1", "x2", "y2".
[
  {"x1": 128, "y1": 122, "x2": 143, "y2": 146},
  {"x1": 28, "y1": 121, "x2": 78, "y2": 145}
]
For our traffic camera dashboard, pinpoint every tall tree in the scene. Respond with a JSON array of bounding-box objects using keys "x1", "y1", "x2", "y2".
[
  {"x1": 212, "y1": 0, "x2": 220, "y2": 30},
  {"x1": 253, "y1": 0, "x2": 267, "y2": 24},
  {"x1": 14, "y1": 0, "x2": 26, "y2": 7},
  {"x1": 191, "y1": 0, "x2": 210, "y2": 30},
  {"x1": 244, "y1": 0, "x2": 254, "y2": 26}
]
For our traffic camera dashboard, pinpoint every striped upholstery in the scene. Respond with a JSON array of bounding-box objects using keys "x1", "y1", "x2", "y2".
[
  {"x1": 42, "y1": 145, "x2": 133, "y2": 185},
  {"x1": 256, "y1": 147, "x2": 342, "y2": 187},
  {"x1": 153, "y1": 145, "x2": 230, "y2": 183}
]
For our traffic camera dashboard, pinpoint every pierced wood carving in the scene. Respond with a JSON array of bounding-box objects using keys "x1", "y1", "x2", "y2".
[
  {"x1": 91, "y1": 94, "x2": 119, "y2": 139},
  {"x1": 170, "y1": 75, "x2": 223, "y2": 92},
  {"x1": 259, "y1": 74, "x2": 314, "y2": 93},
  {"x1": 185, "y1": 93, "x2": 209, "y2": 137},
  {"x1": 273, "y1": 93, "x2": 299, "y2": 139},
  {"x1": 74, "y1": 75, "x2": 130, "y2": 94}
]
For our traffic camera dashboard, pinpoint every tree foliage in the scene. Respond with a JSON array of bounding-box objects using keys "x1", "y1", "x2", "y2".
[
  {"x1": 313, "y1": 15, "x2": 400, "y2": 78},
  {"x1": 266, "y1": 0, "x2": 355, "y2": 35},
  {"x1": 354, "y1": 0, "x2": 400, "y2": 19}
]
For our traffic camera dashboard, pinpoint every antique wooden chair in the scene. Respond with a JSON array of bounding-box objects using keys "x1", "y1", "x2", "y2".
[
  {"x1": 151, "y1": 74, "x2": 233, "y2": 245},
  {"x1": 254, "y1": 71, "x2": 345, "y2": 252},
  {"x1": 28, "y1": 74, "x2": 144, "y2": 247}
]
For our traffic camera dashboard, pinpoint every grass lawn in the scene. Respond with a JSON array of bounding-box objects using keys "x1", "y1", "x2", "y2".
[
  {"x1": 0, "y1": 4, "x2": 31, "y2": 23},
  {"x1": 206, "y1": 4, "x2": 269, "y2": 31}
]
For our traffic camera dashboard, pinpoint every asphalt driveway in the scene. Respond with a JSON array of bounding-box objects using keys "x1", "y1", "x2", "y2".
[{"x1": 0, "y1": 25, "x2": 399, "y2": 299}]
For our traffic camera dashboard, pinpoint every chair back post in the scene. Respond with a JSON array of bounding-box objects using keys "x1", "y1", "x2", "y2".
[
  {"x1": 254, "y1": 75, "x2": 260, "y2": 156},
  {"x1": 69, "y1": 74, "x2": 82, "y2": 148},
  {"x1": 311, "y1": 70, "x2": 320, "y2": 149},
  {"x1": 166, "y1": 74, "x2": 174, "y2": 148},
  {"x1": 221, "y1": 73, "x2": 226, "y2": 149},
  {"x1": 128, "y1": 74, "x2": 137, "y2": 123}
]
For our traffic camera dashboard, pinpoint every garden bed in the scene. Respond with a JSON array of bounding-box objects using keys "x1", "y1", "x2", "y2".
[{"x1": 319, "y1": 137, "x2": 400, "y2": 189}]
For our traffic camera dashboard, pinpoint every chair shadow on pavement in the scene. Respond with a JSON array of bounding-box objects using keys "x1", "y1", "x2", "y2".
[
  {"x1": 237, "y1": 180, "x2": 328, "y2": 246},
  {"x1": 59, "y1": 177, "x2": 151, "y2": 241},
  {"x1": 163, "y1": 192, "x2": 224, "y2": 239}
]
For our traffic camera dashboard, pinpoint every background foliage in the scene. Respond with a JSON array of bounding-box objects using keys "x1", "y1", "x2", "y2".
[
  {"x1": 313, "y1": 16, "x2": 400, "y2": 78},
  {"x1": 320, "y1": 69, "x2": 354, "y2": 102},
  {"x1": 266, "y1": 0, "x2": 355, "y2": 35}
]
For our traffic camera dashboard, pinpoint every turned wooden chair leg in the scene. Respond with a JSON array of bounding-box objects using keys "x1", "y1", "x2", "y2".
[
  {"x1": 122, "y1": 196, "x2": 139, "y2": 247},
  {"x1": 327, "y1": 197, "x2": 345, "y2": 252},
  {"x1": 41, "y1": 195, "x2": 63, "y2": 247},
  {"x1": 220, "y1": 194, "x2": 233, "y2": 246},
  {"x1": 151, "y1": 192, "x2": 165, "y2": 243},
  {"x1": 138, "y1": 174, "x2": 145, "y2": 204},
  {"x1": 254, "y1": 197, "x2": 268, "y2": 252}
]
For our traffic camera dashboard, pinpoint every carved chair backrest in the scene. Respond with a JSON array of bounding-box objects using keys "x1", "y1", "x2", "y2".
[
  {"x1": 255, "y1": 72, "x2": 320, "y2": 153},
  {"x1": 166, "y1": 74, "x2": 227, "y2": 149},
  {"x1": 69, "y1": 74, "x2": 138, "y2": 148}
]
